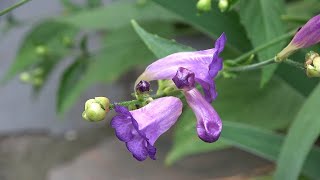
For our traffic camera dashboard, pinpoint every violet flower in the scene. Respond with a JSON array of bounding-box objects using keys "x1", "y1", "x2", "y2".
[
  {"x1": 276, "y1": 14, "x2": 320, "y2": 61},
  {"x1": 135, "y1": 33, "x2": 226, "y2": 103},
  {"x1": 110, "y1": 97, "x2": 183, "y2": 161},
  {"x1": 172, "y1": 67, "x2": 222, "y2": 142}
]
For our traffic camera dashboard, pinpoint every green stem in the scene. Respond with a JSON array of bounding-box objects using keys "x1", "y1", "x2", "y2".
[
  {"x1": 226, "y1": 58, "x2": 275, "y2": 72},
  {"x1": 109, "y1": 89, "x2": 182, "y2": 110},
  {"x1": 284, "y1": 59, "x2": 305, "y2": 70},
  {"x1": 281, "y1": 15, "x2": 309, "y2": 23},
  {"x1": 232, "y1": 30, "x2": 296, "y2": 64},
  {"x1": 0, "y1": 0, "x2": 31, "y2": 16}
]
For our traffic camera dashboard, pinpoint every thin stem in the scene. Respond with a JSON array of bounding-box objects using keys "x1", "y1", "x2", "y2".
[
  {"x1": 109, "y1": 89, "x2": 183, "y2": 110},
  {"x1": 232, "y1": 30, "x2": 296, "y2": 64},
  {"x1": 226, "y1": 58, "x2": 275, "y2": 72},
  {"x1": 281, "y1": 15, "x2": 309, "y2": 23},
  {"x1": 0, "y1": 0, "x2": 31, "y2": 16},
  {"x1": 284, "y1": 59, "x2": 305, "y2": 71}
]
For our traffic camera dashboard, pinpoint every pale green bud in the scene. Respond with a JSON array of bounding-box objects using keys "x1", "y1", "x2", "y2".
[
  {"x1": 197, "y1": 0, "x2": 211, "y2": 12},
  {"x1": 32, "y1": 77, "x2": 43, "y2": 86},
  {"x1": 84, "y1": 102, "x2": 106, "y2": 122},
  {"x1": 82, "y1": 97, "x2": 110, "y2": 122},
  {"x1": 305, "y1": 51, "x2": 320, "y2": 78},
  {"x1": 19, "y1": 72, "x2": 31, "y2": 83},
  {"x1": 218, "y1": 0, "x2": 228, "y2": 12},
  {"x1": 35, "y1": 45, "x2": 48, "y2": 56}
]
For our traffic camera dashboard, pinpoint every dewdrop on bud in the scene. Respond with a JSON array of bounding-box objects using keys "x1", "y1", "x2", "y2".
[
  {"x1": 82, "y1": 97, "x2": 110, "y2": 122},
  {"x1": 197, "y1": 0, "x2": 211, "y2": 12}
]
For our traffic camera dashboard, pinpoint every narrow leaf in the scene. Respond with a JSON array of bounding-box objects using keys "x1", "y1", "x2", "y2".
[
  {"x1": 274, "y1": 82, "x2": 320, "y2": 180},
  {"x1": 239, "y1": 0, "x2": 286, "y2": 86}
]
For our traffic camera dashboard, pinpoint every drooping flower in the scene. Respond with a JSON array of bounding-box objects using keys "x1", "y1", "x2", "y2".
[
  {"x1": 276, "y1": 14, "x2": 320, "y2": 61},
  {"x1": 172, "y1": 67, "x2": 222, "y2": 142},
  {"x1": 135, "y1": 33, "x2": 226, "y2": 103},
  {"x1": 110, "y1": 97, "x2": 183, "y2": 161}
]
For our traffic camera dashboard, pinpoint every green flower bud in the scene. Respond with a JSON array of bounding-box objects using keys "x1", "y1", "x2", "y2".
[
  {"x1": 82, "y1": 97, "x2": 110, "y2": 122},
  {"x1": 62, "y1": 36, "x2": 74, "y2": 47},
  {"x1": 218, "y1": 0, "x2": 229, "y2": 12},
  {"x1": 35, "y1": 45, "x2": 48, "y2": 56},
  {"x1": 19, "y1": 72, "x2": 31, "y2": 83},
  {"x1": 32, "y1": 77, "x2": 43, "y2": 86},
  {"x1": 197, "y1": 0, "x2": 212, "y2": 12},
  {"x1": 94, "y1": 97, "x2": 110, "y2": 110},
  {"x1": 32, "y1": 68, "x2": 44, "y2": 76},
  {"x1": 305, "y1": 51, "x2": 320, "y2": 78}
]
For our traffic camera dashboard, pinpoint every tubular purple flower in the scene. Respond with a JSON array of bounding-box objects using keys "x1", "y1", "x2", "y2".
[
  {"x1": 172, "y1": 67, "x2": 222, "y2": 143},
  {"x1": 276, "y1": 14, "x2": 320, "y2": 61},
  {"x1": 135, "y1": 33, "x2": 226, "y2": 103},
  {"x1": 110, "y1": 97, "x2": 183, "y2": 161}
]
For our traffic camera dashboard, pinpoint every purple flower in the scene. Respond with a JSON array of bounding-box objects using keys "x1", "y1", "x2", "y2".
[
  {"x1": 110, "y1": 97, "x2": 183, "y2": 161},
  {"x1": 277, "y1": 14, "x2": 320, "y2": 61},
  {"x1": 172, "y1": 67, "x2": 222, "y2": 143},
  {"x1": 135, "y1": 33, "x2": 226, "y2": 103}
]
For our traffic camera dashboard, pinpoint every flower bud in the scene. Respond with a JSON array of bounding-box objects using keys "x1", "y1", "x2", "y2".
[
  {"x1": 82, "y1": 97, "x2": 110, "y2": 122},
  {"x1": 218, "y1": 0, "x2": 228, "y2": 12},
  {"x1": 35, "y1": 45, "x2": 48, "y2": 56},
  {"x1": 19, "y1": 72, "x2": 31, "y2": 83},
  {"x1": 197, "y1": 0, "x2": 212, "y2": 12},
  {"x1": 305, "y1": 51, "x2": 320, "y2": 77},
  {"x1": 62, "y1": 36, "x2": 74, "y2": 48},
  {"x1": 32, "y1": 77, "x2": 43, "y2": 86},
  {"x1": 135, "y1": 80, "x2": 150, "y2": 93}
]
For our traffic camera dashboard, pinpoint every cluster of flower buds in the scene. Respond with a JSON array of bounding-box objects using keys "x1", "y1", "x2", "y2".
[
  {"x1": 305, "y1": 51, "x2": 320, "y2": 77},
  {"x1": 82, "y1": 97, "x2": 110, "y2": 122},
  {"x1": 19, "y1": 68, "x2": 44, "y2": 86}
]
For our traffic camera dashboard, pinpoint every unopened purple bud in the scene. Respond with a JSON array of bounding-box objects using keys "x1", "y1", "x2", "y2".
[
  {"x1": 172, "y1": 67, "x2": 195, "y2": 91},
  {"x1": 276, "y1": 14, "x2": 320, "y2": 61},
  {"x1": 136, "y1": 80, "x2": 150, "y2": 93}
]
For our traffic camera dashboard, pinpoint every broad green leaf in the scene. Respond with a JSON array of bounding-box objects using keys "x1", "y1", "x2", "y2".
[
  {"x1": 152, "y1": 0, "x2": 252, "y2": 55},
  {"x1": 168, "y1": 115, "x2": 320, "y2": 179},
  {"x1": 166, "y1": 73, "x2": 304, "y2": 164},
  {"x1": 57, "y1": 56, "x2": 88, "y2": 113},
  {"x1": 131, "y1": 20, "x2": 194, "y2": 58},
  {"x1": 1, "y1": 20, "x2": 78, "y2": 84},
  {"x1": 274, "y1": 82, "x2": 320, "y2": 180},
  {"x1": 57, "y1": 22, "x2": 177, "y2": 114},
  {"x1": 239, "y1": 0, "x2": 286, "y2": 86},
  {"x1": 59, "y1": 0, "x2": 180, "y2": 30}
]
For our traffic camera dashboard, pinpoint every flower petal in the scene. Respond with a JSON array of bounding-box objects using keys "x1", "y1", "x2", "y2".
[
  {"x1": 126, "y1": 136, "x2": 149, "y2": 161},
  {"x1": 291, "y1": 14, "x2": 320, "y2": 48},
  {"x1": 184, "y1": 88, "x2": 222, "y2": 143},
  {"x1": 110, "y1": 115, "x2": 134, "y2": 142},
  {"x1": 130, "y1": 97, "x2": 183, "y2": 145}
]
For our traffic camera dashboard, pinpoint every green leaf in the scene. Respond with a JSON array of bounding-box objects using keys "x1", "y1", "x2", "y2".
[
  {"x1": 57, "y1": 56, "x2": 88, "y2": 113},
  {"x1": 131, "y1": 20, "x2": 194, "y2": 58},
  {"x1": 166, "y1": 73, "x2": 304, "y2": 164},
  {"x1": 274, "y1": 82, "x2": 320, "y2": 180},
  {"x1": 57, "y1": 22, "x2": 177, "y2": 115},
  {"x1": 168, "y1": 114, "x2": 320, "y2": 179},
  {"x1": 59, "y1": 0, "x2": 180, "y2": 30},
  {"x1": 239, "y1": 0, "x2": 286, "y2": 86},
  {"x1": 1, "y1": 20, "x2": 78, "y2": 84},
  {"x1": 152, "y1": 0, "x2": 252, "y2": 55}
]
